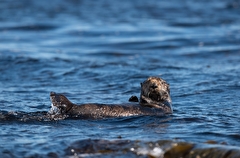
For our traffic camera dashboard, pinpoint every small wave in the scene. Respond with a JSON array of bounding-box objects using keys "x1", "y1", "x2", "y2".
[
  {"x1": 0, "y1": 110, "x2": 53, "y2": 122},
  {"x1": 0, "y1": 24, "x2": 58, "y2": 32}
]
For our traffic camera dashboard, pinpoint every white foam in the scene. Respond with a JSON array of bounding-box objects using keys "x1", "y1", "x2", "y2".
[{"x1": 48, "y1": 103, "x2": 60, "y2": 114}]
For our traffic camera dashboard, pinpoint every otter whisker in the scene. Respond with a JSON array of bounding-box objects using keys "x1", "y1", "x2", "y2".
[{"x1": 147, "y1": 92, "x2": 150, "y2": 98}]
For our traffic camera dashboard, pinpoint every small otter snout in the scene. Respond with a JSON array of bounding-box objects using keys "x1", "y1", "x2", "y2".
[
  {"x1": 148, "y1": 90, "x2": 169, "y2": 102},
  {"x1": 150, "y1": 84, "x2": 158, "y2": 89}
]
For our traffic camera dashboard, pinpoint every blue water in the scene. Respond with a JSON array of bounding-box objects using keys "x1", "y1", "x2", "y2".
[{"x1": 1, "y1": 0, "x2": 240, "y2": 157}]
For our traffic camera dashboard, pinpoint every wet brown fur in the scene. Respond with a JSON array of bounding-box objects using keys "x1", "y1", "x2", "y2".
[
  {"x1": 49, "y1": 77, "x2": 172, "y2": 118},
  {"x1": 140, "y1": 77, "x2": 171, "y2": 105}
]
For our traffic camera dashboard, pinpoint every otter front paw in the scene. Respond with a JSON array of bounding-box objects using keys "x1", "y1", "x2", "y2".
[{"x1": 128, "y1": 96, "x2": 139, "y2": 102}]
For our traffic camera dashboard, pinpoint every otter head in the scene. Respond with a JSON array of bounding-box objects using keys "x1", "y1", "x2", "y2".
[
  {"x1": 49, "y1": 92, "x2": 74, "y2": 115},
  {"x1": 140, "y1": 77, "x2": 172, "y2": 110}
]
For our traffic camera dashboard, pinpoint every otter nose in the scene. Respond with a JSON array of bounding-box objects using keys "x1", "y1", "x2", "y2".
[{"x1": 150, "y1": 84, "x2": 158, "y2": 89}]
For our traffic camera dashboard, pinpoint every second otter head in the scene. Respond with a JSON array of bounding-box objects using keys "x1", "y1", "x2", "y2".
[{"x1": 140, "y1": 77, "x2": 171, "y2": 104}]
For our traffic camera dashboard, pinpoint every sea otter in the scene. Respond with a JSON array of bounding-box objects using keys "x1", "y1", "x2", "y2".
[{"x1": 49, "y1": 77, "x2": 172, "y2": 119}]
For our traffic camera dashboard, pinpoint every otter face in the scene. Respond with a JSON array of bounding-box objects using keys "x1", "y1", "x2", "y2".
[{"x1": 140, "y1": 77, "x2": 171, "y2": 104}]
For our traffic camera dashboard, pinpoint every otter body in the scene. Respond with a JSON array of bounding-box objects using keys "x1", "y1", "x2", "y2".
[
  {"x1": 49, "y1": 77, "x2": 173, "y2": 119},
  {"x1": 49, "y1": 92, "x2": 171, "y2": 119},
  {"x1": 70, "y1": 103, "x2": 164, "y2": 118}
]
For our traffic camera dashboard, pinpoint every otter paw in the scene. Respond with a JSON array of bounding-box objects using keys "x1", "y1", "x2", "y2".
[{"x1": 128, "y1": 96, "x2": 139, "y2": 102}]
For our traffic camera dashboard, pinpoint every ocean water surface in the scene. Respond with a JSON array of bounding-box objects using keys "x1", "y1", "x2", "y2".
[{"x1": 0, "y1": 0, "x2": 240, "y2": 157}]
